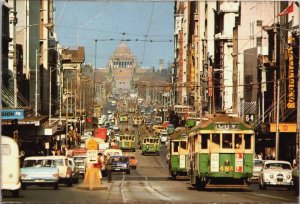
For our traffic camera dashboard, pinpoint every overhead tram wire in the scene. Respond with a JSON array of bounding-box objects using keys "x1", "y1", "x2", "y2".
[{"x1": 140, "y1": 1, "x2": 154, "y2": 65}]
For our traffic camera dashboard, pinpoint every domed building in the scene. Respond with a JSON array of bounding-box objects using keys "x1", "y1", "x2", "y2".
[{"x1": 96, "y1": 41, "x2": 170, "y2": 97}]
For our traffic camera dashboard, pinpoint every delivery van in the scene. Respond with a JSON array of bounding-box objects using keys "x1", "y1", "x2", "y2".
[{"x1": 1, "y1": 135, "x2": 21, "y2": 197}]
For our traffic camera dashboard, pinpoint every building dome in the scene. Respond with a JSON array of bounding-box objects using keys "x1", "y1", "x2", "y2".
[{"x1": 111, "y1": 41, "x2": 135, "y2": 60}]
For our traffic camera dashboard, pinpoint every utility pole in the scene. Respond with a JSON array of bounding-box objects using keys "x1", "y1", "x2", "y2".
[
  {"x1": 93, "y1": 39, "x2": 98, "y2": 118},
  {"x1": 275, "y1": 80, "x2": 280, "y2": 160},
  {"x1": 35, "y1": 49, "x2": 38, "y2": 116},
  {"x1": 66, "y1": 78, "x2": 69, "y2": 146}
]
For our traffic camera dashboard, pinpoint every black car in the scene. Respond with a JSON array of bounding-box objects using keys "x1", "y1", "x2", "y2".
[{"x1": 110, "y1": 156, "x2": 130, "y2": 174}]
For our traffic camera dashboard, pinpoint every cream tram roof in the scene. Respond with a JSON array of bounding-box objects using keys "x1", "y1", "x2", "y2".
[{"x1": 190, "y1": 114, "x2": 253, "y2": 132}]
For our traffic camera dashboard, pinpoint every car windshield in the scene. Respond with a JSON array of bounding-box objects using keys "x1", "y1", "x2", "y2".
[
  {"x1": 265, "y1": 163, "x2": 291, "y2": 170},
  {"x1": 112, "y1": 157, "x2": 128, "y2": 162},
  {"x1": 23, "y1": 159, "x2": 44, "y2": 167},
  {"x1": 254, "y1": 160, "x2": 263, "y2": 167}
]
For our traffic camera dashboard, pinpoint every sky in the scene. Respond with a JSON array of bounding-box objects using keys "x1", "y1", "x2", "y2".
[{"x1": 54, "y1": 0, "x2": 174, "y2": 69}]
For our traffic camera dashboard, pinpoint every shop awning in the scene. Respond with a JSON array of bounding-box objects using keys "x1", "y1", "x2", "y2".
[{"x1": 18, "y1": 116, "x2": 48, "y2": 126}]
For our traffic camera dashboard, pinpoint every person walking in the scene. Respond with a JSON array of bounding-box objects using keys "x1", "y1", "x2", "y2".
[{"x1": 106, "y1": 154, "x2": 112, "y2": 183}]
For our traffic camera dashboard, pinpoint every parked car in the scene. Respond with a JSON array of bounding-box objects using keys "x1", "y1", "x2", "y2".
[
  {"x1": 73, "y1": 156, "x2": 87, "y2": 177},
  {"x1": 259, "y1": 160, "x2": 293, "y2": 190},
  {"x1": 44, "y1": 156, "x2": 73, "y2": 187},
  {"x1": 110, "y1": 156, "x2": 130, "y2": 174},
  {"x1": 128, "y1": 156, "x2": 138, "y2": 169},
  {"x1": 251, "y1": 159, "x2": 263, "y2": 181},
  {"x1": 68, "y1": 158, "x2": 80, "y2": 183},
  {"x1": 21, "y1": 156, "x2": 59, "y2": 190}
]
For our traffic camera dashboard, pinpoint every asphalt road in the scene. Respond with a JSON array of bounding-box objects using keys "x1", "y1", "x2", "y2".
[{"x1": 2, "y1": 145, "x2": 298, "y2": 203}]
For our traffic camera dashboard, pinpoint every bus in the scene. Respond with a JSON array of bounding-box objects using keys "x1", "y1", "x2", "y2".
[
  {"x1": 141, "y1": 136, "x2": 161, "y2": 156},
  {"x1": 1, "y1": 136, "x2": 21, "y2": 196},
  {"x1": 169, "y1": 132, "x2": 188, "y2": 179},
  {"x1": 119, "y1": 134, "x2": 135, "y2": 152},
  {"x1": 187, "y1": 114, "x2": 255, "y2": 189}
]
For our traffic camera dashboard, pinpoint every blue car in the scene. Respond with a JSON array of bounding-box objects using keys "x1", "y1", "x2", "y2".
[
  {"x1": 110, "y1": 156, "x2": 130, "y2": 174},
  {"x1": 21, "y1": 156, "x2": 59, "y2": 190}
]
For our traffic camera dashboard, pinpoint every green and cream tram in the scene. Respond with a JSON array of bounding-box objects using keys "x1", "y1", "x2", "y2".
[
  {"x1": 188, "y1": 114, "x2": 255, "y2": 189},
  {"x1": 169, "y1": 132, "x2": 189, "y2": 179},
  {"x1": 119, "y1": 134, "x2": 135, "y2": 152},
  {"x1": 141, "y1": 136, "x2": 160, "y2": 156}
]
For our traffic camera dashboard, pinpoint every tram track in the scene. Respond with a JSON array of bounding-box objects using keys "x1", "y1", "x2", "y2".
[{"x1": 119, "y1": 173, "x2": 172, "y2": 203}]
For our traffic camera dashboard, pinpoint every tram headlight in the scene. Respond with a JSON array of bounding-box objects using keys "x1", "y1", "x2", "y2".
[
  {"x1": 287, "y1": 175, "x2": 291, "y2": 179},
  {"x1": 224, "y1": 160, "x2": 230, "y2": 166},
  {"x1": 270, "y1": 174, "x2": 274, "y2": 179}
]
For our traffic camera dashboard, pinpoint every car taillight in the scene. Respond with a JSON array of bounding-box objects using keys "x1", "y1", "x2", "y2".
[{"x1": 52, "y1": 173, "x2": 59, "y2": 178}]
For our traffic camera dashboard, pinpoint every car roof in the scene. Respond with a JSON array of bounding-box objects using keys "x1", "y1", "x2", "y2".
[{"x1": 263, "y1": 160, "x2": 291, "y2": 164}]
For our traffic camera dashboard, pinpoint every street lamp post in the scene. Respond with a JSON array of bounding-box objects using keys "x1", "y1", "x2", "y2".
[
  {"x1": 35, "y1": 47, "x2": 57, "y2": 116},
  {"x1": 49, "y1": 66, "x2": 59, "y2": 124}
]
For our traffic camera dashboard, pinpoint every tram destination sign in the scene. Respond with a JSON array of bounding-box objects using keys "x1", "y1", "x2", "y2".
[{"x1": 214, "y1": 123, "x2": 240, "y2": 130}]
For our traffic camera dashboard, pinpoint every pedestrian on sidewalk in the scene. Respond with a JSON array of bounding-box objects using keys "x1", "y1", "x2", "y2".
[{"x1": 106, "y1": 154, "x2": 112, "y2": 183}]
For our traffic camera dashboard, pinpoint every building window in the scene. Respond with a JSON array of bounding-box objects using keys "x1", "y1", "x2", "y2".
[
  {"x1": 256, "y1": 20, "x2": 262, "y2": 26},
  {"x1": 257, "y1": 37, "x2": 262, "y2": 47}
]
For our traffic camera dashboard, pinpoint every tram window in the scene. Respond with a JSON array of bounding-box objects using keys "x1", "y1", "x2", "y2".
[
  {"x1": 201, "y1": 134, "x2": 209, "y2": 149},
  {"x1": 180, "y1": 141, "x2": 187, "y2": 150},
  {"x1": 222, "y1": 134, "x2": 233, "y2": 148},
  {"x1": 234, "y1": 134, "x2": 243, "y2": 149},
  {"x1": 173, "y1": 142, "x2": 179, "y2": 152},
  {"x1": 212, "y1": 134, "x2": 220, "y2": 145},
  {"x1": 244, "y1": 134, "x2": 252, "y2": 149}
]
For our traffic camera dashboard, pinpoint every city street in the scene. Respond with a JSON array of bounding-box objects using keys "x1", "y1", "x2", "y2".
[
  {"x1": 2, "y1": 145, "x2": 298, "y2": 203},
  {"x1": 1, "y1": 1, "x2": 299, "y2": 204}
]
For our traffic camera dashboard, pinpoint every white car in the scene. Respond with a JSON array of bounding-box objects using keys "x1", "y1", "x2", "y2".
[
  {"x1": 259, "y1": 160, "x2": 293, "y2": 190},
  {"x1": 251, "y1": 159, "x2": 263, "y2": 181},
  {"x1": 160, "y1": 132, "x2": 168, "y2": 143},
  {"x1": 44, "y1": 156, "x2": 73, "y2": 187}
]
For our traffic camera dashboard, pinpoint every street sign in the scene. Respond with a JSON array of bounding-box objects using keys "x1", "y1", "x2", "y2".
[
  {"x1": 87, "y1": 150, "x2": 98, "y2": 164},
  {"x1": 45, "y1": 142, "x2": 50, "y2": 149}
]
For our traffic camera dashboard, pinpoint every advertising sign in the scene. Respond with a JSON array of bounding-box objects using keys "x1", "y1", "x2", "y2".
[
  {"x1": 210, "y1": 153, "x2": 219, "y2": 172},
  {"x1": 235, "y1": 153, "x2": 243, "y2": 172},
  {"x1": 1, "y1": 109, "x2": 25, "y2": 120},
  {"x1": 208, "y1": 66, "x2": 213, "y2": 97},
  {"x1": 94, "y1": 128, "x2": 107, "y2": 140},
  {"x1": 287, "y1": 36, "x2": 296, "y2": 109},
  {"x1": 179, "y1": 155, "x2": 186, "y2": 169}
]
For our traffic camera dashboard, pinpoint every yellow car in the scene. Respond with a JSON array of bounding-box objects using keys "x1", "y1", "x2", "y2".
[{"x1": 153, "y1": 125, "x2": 166, "y2": 135}]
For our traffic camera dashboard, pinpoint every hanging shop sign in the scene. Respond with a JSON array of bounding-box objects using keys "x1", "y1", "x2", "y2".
[
  {"x1": 208, "y1": 66, "x2": 213, "y2": 97},
  {"x1": 287, "y1": 36, "x2": 296, "y2": 109},
  {"x1": 270, "y1": 123, "x2": 297, "y2": 133},
  {"x1": 1, "y1": 109, "x2": 24, "y2": 120}
]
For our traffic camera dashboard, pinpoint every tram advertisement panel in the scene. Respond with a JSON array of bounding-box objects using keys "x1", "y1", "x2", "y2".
[
  {"x1": 211, "y1": 153, "x2": 219, "y2": 172},
  {"x1": 235, "y1": 153, "x2": 243, "y2": 172}
]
